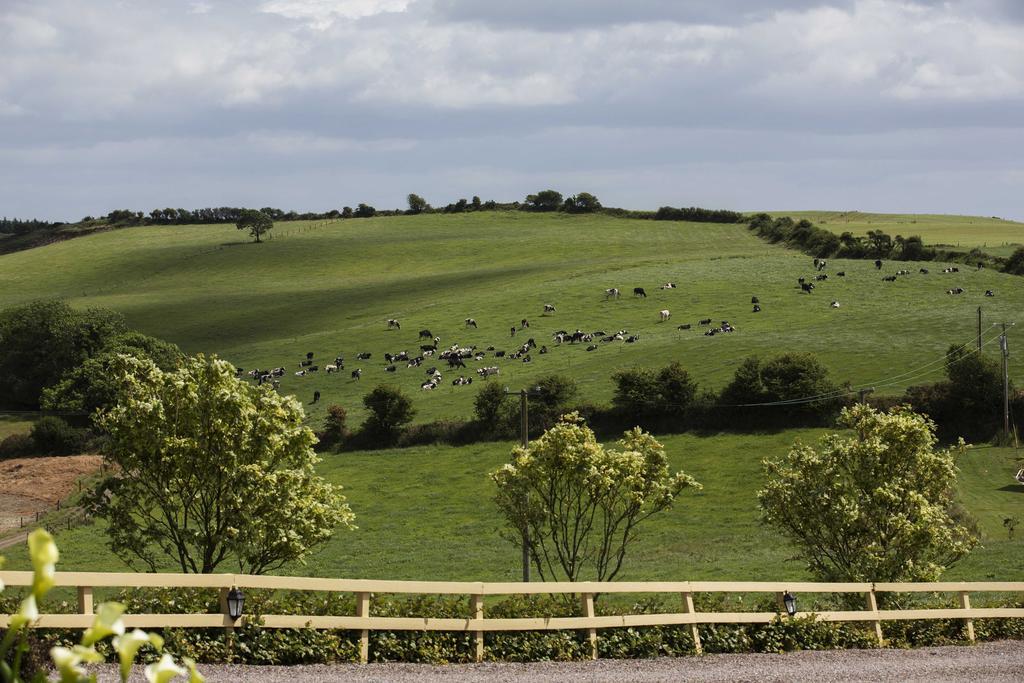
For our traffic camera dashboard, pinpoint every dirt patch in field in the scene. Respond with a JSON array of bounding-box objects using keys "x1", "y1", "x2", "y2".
[{"x1": 0, "y1": 455, "x2": 102, "y2": 533}]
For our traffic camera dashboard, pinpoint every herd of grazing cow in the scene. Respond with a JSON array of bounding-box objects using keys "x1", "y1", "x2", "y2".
[
  {"x1": 237, "y1": 259, "x2": 993, "y2": 404},
  {"x1": 797, "y1": 258, "x2": 990, "y2": 309},
  {"x1": 236, "y1": 285, "x2": 720, "y2": 402}
]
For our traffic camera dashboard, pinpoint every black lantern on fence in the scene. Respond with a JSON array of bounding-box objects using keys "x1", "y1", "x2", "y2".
[
  {"x1": 227, "y1": 587, "x2": 245, "y2": 620},
  {"x1": 783, "y1": 591, "x2": 797, "y2": 617}
]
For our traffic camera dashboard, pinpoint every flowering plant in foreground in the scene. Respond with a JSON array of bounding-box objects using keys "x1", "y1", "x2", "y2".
[{"x1": 1, "y1": 529, "x2": 203, "y2": 683}]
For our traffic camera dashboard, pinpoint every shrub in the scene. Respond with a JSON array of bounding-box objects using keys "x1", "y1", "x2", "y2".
[
  {"x1": 521, "y1": 190, "x2": 563, "y2": 212},
  {"x1": 396, "y1": 419, "x2": 471, "y2": 447},
  {"x1": 760, "y1": 404, "x2": 978, "y2": 584},
  {"x1": 360, "y1": 384, "x2": 415, "y2": 446},
  {"x1": 0, "y1": 300, "x2": 126, "y2": 409},
  {"x1": 612, "y1": 362, "x2": 698, "y2": 426},
  {"x1": 1003, "y1": 246, "x2": 1024, "y2": 275},
  {"x1": 0, "y1": 432, "x2": 34, "y2": 459},
  {"x1": 653, "y1": 206, "x2": 744, "y2": 223},
  {"x1": 30, "y1": 416, "x2": 86, "y2": 455},
  {"x1": 719, "y1": 353, "x2": 843, "y2": 425},
  {"x1": 611, "y1": 367, "x2": 659, "y2": 419},
  {"x1": 657, "y1": 361, "x2": 698, "y2": 417},
  {"x1": 472, "y1": 382, "x2": 512, "y2": 437},
  {"x1": 316, "y1": 404, "x2": 349, "y2": 452}
]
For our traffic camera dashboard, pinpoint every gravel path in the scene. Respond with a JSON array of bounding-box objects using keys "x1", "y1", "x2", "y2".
[{"x1": 91, "y1": 640, "x2": 1024, "y2": 682}]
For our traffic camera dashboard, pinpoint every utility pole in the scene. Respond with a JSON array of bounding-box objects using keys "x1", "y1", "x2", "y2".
[
  {"x1": 977, "y1": 307, "x2": 983, "y2": 352},
  {"x1": 859, "y1": 387, "x2": 875, "y2": 404},
  {"x1": 1000, "y1": 324, "x2": 1010, "y2": 437},
  {"x1": 519, "y1": 389, "x2": 530, "y2": 582}
]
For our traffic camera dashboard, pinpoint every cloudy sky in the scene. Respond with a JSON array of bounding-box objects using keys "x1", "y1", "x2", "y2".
[{"x1": 2, "y1": 0, "x2": 1023, "y2": 220}]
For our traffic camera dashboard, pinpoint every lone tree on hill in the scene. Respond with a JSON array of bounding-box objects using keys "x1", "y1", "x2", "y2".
[
  {"x1": 407, "y1": 193, "x2": 429, "y2": 214},
  {"x1": 759, "y1": 404, "x2": 977, "y2": 584},
  {"x1": 236, "y1": 208, "x2": 274, "y2": 243},
  {"x1": 492, "y1": 413, "x2": 700, "y2": 582},
  {"x1": 92, "y1": 353, "x2": 354, "y2": 574}
]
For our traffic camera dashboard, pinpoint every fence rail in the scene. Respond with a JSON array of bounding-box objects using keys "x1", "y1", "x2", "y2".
[{"x1": 2, "y1": 572, "x2": 1022, "y2": 663}]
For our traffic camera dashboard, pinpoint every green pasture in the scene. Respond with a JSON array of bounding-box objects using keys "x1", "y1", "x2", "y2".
[
  {"x1": 4, "y1": 430, "x2": 1021, "y2": 582},
  {"x1": 775, "y1": 211, "x2": 1024, "y2": 256},
  {"x1": 1, "y1": 211, "x2": 1022, "y2": 427},
  {"x1": 0, "y1": 416, "x2": 33, "y2": 440}
]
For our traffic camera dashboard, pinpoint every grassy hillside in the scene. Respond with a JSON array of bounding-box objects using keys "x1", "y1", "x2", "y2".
[
  {"x1": 0, "y1": 416, "x2": 32, "y2": 440},
  {"x1": 0, "y1": 211, "x2": 1021, "y2": 427},
  {"x1": 774, "y1": 211, "x2": 1024, "y2": 257},
  {"x1": 4, "y1": 430, "x2": 1021, "y2": 581}
]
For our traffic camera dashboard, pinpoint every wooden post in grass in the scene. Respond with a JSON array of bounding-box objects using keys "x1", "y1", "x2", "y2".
[
  {"x1": 681, "y1": 591, "x2": 702, "y2": 654},
  {"x1": 356, "y1": 592, "x2": 371, "y2": 664},
  {"x1": 581, "y1": 592, "x2": 597, "y2": 660},
  {"x1": 959, "y1": 591, "x2": 975, "y2": 643}
]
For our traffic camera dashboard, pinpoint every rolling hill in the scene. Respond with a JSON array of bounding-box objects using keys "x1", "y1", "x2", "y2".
[
  {"x1": 0, "y1": 211, "x2": 1020, "y2": 427},
  {"x1": 773, "y1": 211, "x2": 1024, "y2": 257}
]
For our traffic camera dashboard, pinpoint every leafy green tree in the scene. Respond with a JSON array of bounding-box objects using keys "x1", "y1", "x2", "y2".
[
  {"x1": 759, "y1": 404, "x2": 977, "y2": 583},
  {"x1": 529, "y1": 374, "x2": 579, "y2": 431},
  {"x1": 611, "y1": 367, "x2": 659, "y2": 418},
  {"x1": 657, "y1": 361, "x2": 698, "y2": 417},
  {"x1": 354, "y1": 203, "x2": 376, "y2": 218},
  {"x1": 41, "y1": 332, "x2": 182, "y2": 415},
  {"x1": 866, "y1": 229, "x2": 893, "y2": 258},
  {"x1": 0, "y1": 300, "x2": 127, "y2": 409},
  {"x1": 30, "y1": 416, "x2": 87, "y2": 455},
  {"x1": 317, "y1": 404, "x2": 349, "y2": 452},
  {"x1": 361, "y1": 384, "x2": 415, "y2": 444},
  {"x1": 720, "y1": 353, "x2": 841, "y2": 421},
  {"x1": 235, "y1": 209, "x2": 274, "y2": 243},
  {"x1": 1003, "y1": 246, "x2": 1024, "y2": 275},
  {"x1": 473, "y1": 382, "x2": 511, "y2": 436},
  {"x1": 406, "y1": 193, "x2": 429, "y2": 214},
  {"x1": 522, "y1": 189, "x2": 563, "y2": 212},
  {"x1": 564, "y1": 192, "x2": 602, "y2": 213},
  {"x1": 92, "y1": 354, "x2": 354, "y2": 574},
  {"x1": 899, "y1": 235, "x2": 929, "y2": 260},
  {"x1": 492, "y1": 413, "x2": 700, "y2": 582}
]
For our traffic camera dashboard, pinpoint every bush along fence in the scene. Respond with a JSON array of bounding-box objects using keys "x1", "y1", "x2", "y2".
[{"x1": 1, "y1": 573, "x2": 1022, "y2": 664}]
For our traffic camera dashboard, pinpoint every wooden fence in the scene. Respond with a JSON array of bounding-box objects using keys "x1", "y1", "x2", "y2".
[{"x1": 1, "y1": 572, "x2": 1022, "y2": 663}]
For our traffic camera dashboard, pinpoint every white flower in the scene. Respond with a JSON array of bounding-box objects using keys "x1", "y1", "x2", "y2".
[
  {"x1": 114, "y1": 628, "x2": 165, "y2": 681},
  {"x1": 9, "y1": 594, "x2": 38, "y2": 630},
  {"x1": 82, "y1": 601, "x2": 126, "y2": 646},
  {"x1": 145, "y1": 653, "x2": 187, "y2": 683},
  {"x1": 50, "y1": 644, "x2": 103, "y2": 681}
]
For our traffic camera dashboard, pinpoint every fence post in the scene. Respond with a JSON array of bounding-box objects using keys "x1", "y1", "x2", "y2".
[
  {"x1": 866, "y1": 589, "x2": 884, "y2": 646},
  {"x1": 77, "y1": 586, "x2": 93, "y2": 615},
  {"x1": 356, "y1": 592, "x2": 371, "y2": 664},
  {"x1": 681, "y1": 591, "x2": 702, "y2": 654},
  {"x1": 471, "y1": 594, "x2": 484, "y2": 663},
  {"x1": 959, "y1": 591, "x2": 975, "y2": 643},
  {"x1": 219, "y1": 587, "x2": 236, "y2": 663},
  {"x1": 580, "y1": 592, "x2": 597, "y2": 660},
  {"x1": 775, "y1": 591, "x2": 786, "y2": 614}
]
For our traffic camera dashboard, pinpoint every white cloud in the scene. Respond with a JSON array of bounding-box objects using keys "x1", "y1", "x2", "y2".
[
  {"x1": 0, "y1": 0, "x2": 1023, "y2": 219},
  {"x1": 746, "y1": 1, "x2": 1024, "y2": 102},
  {"x1": 260, "y1": 0, "x2": 412, "y2": 29}
]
